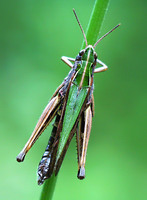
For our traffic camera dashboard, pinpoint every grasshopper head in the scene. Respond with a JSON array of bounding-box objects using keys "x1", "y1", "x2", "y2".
[{"x1": 81, "y1": 45, "x2": 96, "y2": 64}]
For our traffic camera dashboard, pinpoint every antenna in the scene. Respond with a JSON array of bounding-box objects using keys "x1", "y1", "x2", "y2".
[
  {"x1": 73, "y1": 9, "x2": 88, "y2": 47},
  {"x1": 93, "y1": 24, "x2": 121, "y2": 48}
]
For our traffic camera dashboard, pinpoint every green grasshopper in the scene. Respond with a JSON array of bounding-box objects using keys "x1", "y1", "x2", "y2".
[{"x1": 16, "y1": 9, "x2": 120, "y2": 185}]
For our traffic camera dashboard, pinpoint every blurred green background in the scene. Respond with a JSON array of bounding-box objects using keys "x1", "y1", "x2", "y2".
[{"x1": 0, "y1": 0, "x2": 146, "y2": 199}]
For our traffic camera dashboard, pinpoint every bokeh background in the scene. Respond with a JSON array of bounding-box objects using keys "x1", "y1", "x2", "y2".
[{"x1": 0, "y1": 0, "x2": 146, "y2": 199}]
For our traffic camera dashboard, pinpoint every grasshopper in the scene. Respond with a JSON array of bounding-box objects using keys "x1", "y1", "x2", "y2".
[{"x1": 16, "y1": 9, "x2": 120, "y2": 185}]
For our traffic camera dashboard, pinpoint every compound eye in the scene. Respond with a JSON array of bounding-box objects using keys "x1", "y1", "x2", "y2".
[
  {"x1": 94, "y1": 52, "x2": 97, "y2": 59},
  {"x1": 79, "y1": 50, "x2": 85, "y2": 56}
]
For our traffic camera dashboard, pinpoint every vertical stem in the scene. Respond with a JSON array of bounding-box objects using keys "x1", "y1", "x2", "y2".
[
  {"x1": 40, "y1": 0, "x2": 110, "y2": 199},
  {"x1": 40, "y1": 175, "x2": 57, "y2": 200},
  {"x1": 82, "y1": 0, "x2": 110, "y2": 48}
]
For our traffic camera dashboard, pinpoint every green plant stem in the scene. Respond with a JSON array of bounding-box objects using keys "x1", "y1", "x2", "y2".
[
  {"x1": 40, "y1": 0, "x2": 109, "y2": 199},
  {"x1": 40, "y1": 174, "x2": 57, "y2": 200},
  {"x1": 82, "y1": 0, "x2": 109, "y2": 48}
]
